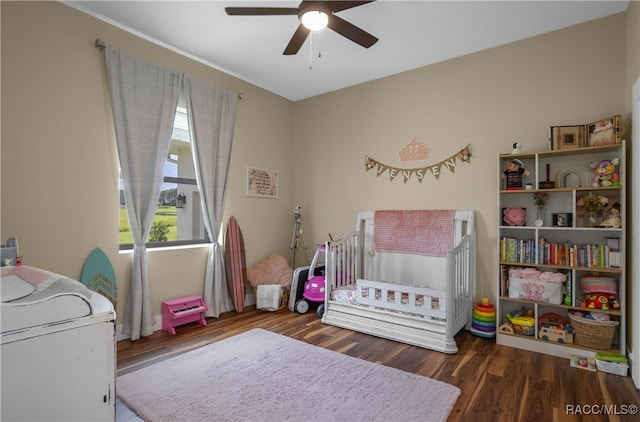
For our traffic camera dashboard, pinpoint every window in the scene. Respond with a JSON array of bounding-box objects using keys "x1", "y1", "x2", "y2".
[{"x1": 119, "y1": 106, "x2": 208, "y2": 248}]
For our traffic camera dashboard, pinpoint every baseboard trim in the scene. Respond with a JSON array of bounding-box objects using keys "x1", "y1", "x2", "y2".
[{"x1": 116, "y1": 315, "x2": 162, "y2": 341}]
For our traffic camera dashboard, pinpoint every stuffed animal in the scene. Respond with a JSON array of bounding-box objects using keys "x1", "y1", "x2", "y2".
[
  {"x1": 585, "y1": 293, "x2": 619, "y2": 311},
  {"x1": 600, "y1": 202, "x2": 621, "y2": 228},
  {"x1": 591, "y1": 158, "x2": 620, "y2": 187},
  {"x1": 501, "y1": 159, "x2": 529, "y2": 190}
]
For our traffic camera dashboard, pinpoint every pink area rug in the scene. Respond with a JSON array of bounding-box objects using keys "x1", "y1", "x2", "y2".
[{"x1": 117, "y1": 329, "x2": 460, "y2": 422}]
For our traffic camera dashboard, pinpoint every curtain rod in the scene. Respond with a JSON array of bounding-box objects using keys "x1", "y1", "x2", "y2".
[{"x1": 94, "y1": 38, "x2": 244, "y2": 99}]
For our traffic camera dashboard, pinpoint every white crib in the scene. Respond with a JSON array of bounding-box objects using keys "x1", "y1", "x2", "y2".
[{"x1": 321, "y1": 210, "x2": 475, "y2": 354}]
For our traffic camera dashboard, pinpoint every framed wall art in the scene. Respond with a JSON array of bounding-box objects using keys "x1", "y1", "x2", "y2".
[
  {"x1": 586, "y1": 115, "x2": 622, "y2": 147},
  {"x1": 246, "y1": 166, "x2": 279, "y2": 198},
  {"x1": 550, "y1": 125, "x2": 584, "y2": 150}
]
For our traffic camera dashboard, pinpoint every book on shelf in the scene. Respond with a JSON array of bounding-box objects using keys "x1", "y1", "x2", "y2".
[
  {"x1": 537, "y1": 238, "x2": 616, "y2": 269},
  {"x1": 605, "y1": 237, "x2": 620, "y2": 251},
  {"x1": 500, "y1": 237, "x2": 535, "y2": 263},
  {"x1": 605, "y1": 237, "x2": 621, "y2": 268},
  {"x1": 501, "y1": 236, "x2": 619, "y2": 268},
  {"x1": 609, "y1": 251, "x2": 621, "y2": 268}
]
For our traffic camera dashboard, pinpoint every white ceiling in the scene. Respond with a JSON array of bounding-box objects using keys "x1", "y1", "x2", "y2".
[{"x1": 64, "y1": 1, "x2": 629, "y2": 101}]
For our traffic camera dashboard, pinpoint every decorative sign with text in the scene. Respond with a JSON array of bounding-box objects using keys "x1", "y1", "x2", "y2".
[
  {"x1": 246, "y1": 166, "x2": 279, "y2": 198},
  {"x1": 365, "y1": 144, "x2": 472, "y2": 183}
]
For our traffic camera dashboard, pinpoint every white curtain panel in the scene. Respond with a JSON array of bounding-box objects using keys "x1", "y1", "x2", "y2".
[
  {"x1": 184, "y1": 77, "x2": 237, "y2": 317},
  {"x1": 104, "y1": 46, "x2": 182, "y2": 340}
]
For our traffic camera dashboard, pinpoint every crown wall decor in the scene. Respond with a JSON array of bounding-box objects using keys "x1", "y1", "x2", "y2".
[
  {"x1": 398, "y1": 138, "x2": 430, "y2": 161},
  {"x1": 365, "y1": 144, "x2": 472, "y2": 183}
]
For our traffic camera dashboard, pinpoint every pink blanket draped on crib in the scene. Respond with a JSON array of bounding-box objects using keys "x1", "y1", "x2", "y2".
[{"x1": 373, "y1": 210, "x2": 455, "y2": 257}]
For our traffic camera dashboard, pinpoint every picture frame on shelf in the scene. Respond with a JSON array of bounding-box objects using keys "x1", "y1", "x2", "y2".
[
  {"x1": 586, "y1": 115, "x2": 622, "y2": 147},
  {"x1": 550, "y1": 125, "x2": 584, "y2": 150},
  {"x1": 552, "y1": 213, "x2": 572, "y2": 227}
]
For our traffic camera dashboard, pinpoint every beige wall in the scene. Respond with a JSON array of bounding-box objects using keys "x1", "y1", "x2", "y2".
[
  {"x1": 1, "y1": 2, "x2": 636, "y2": 333},
  {"x1": 1, "y1": 1, "x2": 295, "y2": 322},
  {"x1": 293, "y1": 12, "x2": 628, "y2": 301}
]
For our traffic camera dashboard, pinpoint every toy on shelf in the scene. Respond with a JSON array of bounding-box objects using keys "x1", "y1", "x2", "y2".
[
  {"x1": 599, "y1": 202, "x2": 621, "y2": 228},
  {"x1": 498, "y1": 323, "x2": 514, "y2": 335},
  {"x1": 579, "y1": 275, "x2": 619, "y2": 311},
  {"x1": 570, "y1": 354, "x2": 596, "y2": 371},
  {"x1": 591, "y1": 158, "x2": 620, "y2": 187},
  {"x1": 470, "y1": 298, "x2": 496, "y2": 338},
  {"x1": 504, "y1": 307, "x2": 535, "y2": 336},
  {"x1": 538, "y1": 313, "x2": 574, "y2": 344},
  {"x1": 584, "y1": 293, "x2": 620, "y2": 311},
  {"x1": 501, "y1": 159, "x2": 529, "y2": 190}
]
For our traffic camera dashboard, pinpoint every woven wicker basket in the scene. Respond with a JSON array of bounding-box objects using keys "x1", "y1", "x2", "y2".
[
  {"x1": 279, "y1": 287, "x2": 290, "y2": 310},
  {"x1": 569, "y1": 312, "x2": 619, "y2": 350}
]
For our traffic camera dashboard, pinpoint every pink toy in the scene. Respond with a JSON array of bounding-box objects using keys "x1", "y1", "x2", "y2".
[
  {"x1": 162, "y1": 295, "x2": 208, "y2": 335},
  {"x1": 294, "y1": 245, "x2": 327, "y2": 314}
]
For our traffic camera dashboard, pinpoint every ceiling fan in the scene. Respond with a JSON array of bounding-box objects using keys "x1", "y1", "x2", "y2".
[{"x1": 225, "y1": 1, "x2": 378, "y2": 55}]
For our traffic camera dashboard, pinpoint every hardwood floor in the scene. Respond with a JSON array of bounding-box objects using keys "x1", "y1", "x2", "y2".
[{"x1": 117, "y1": 307, "x2": 640, "y2": 421}]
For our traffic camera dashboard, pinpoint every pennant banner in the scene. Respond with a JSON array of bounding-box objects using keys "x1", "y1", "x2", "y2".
[{"x1": 365, "y1": 144, "x2": 472, "y2": 183}]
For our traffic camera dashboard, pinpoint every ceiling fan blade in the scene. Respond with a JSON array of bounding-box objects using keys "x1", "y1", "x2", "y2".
[
  {"x1": 329, "y1": 1, "x2": 375, "y2": 13},
  {"x1": 225, "y1": 7, "x2": 299, "y2": 16},
  {"x1": 283, "y1": 24, "x2": 311, "y2": 55},
  {"x1": 327, "y1": 15, "x2": 378, "y2": 48}
]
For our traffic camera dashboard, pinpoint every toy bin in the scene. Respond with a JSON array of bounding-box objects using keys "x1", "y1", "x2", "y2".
[
  {"x1": 579, "y1": 276, "x2": 617, "y2": 294},
  {"x1": 568, "y1": 312, "x2": 618, "y2": 350},
  {"x1": 508, "y1": 278, "x2": 564, "y2": 304},
  {"x1": 595, "y1": 359, "x2": 628, "y2": 376}
]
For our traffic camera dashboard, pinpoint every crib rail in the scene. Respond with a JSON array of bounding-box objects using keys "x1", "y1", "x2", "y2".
[
  {"x1": 356, "y1": 279, "x2": 446, "y2": 319},
  {"x1": 325, "y1": 231, "x2": 360, "y2": 305},
  {"x1": 446, "y1": 233, "x2": 474, "y2": 333}
]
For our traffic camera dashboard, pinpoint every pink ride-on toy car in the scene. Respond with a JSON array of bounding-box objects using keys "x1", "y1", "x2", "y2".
[{"x1": 294, "y1": 245, "x2": 326, "y2": 317}]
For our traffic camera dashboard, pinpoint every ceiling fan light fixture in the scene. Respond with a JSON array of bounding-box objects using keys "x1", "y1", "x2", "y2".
[{"x1": 300, "y1": 10, "x2": 328, "y2": 31}]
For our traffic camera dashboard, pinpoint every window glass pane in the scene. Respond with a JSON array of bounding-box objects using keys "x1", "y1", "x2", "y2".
[{"x1": 119, "y1": 106, "x2": 208, "y2": 247}]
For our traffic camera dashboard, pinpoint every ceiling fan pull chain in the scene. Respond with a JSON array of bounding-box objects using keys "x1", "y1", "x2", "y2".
[
  {"x1": 308, "y1": 33, "x2": 313, "y2": 70},
  {"x1": 318, "y1": 31, "x2": 322, "y2": 59}
]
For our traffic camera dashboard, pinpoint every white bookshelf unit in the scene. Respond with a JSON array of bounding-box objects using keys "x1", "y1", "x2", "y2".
[{"x1": 496, "y1": 142, "x2": 626, "y2": 359}]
